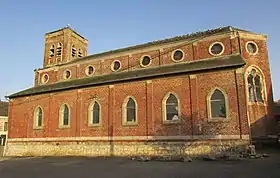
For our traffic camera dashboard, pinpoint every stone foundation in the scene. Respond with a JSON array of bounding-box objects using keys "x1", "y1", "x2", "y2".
[{"x1": 5, "y1": 140, "x2": 249, "y2": 157}]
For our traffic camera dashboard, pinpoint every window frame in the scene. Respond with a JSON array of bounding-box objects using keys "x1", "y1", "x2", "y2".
[
  {"x1": 162, "y1": 92, "x2": 181, "y2": 124},
  {"x1": 209, "y1": 42, "x2": 225, "y2": 56},
  {"x1": 78, "y1": 48, "x2": 83, "y2": 58},
  {"x1": 245, "y1": 41, "x2": 258, "y2": 55},
  {"x1": 63, "y1": 70, "x2": 71, "y2": 80},
  {"x1": 33, "y1": 106, "x2": 44, "y2": 129},
  {"x1": 88, "y1": 99, "x2": 102, "y2": 127},
  {"x1": 71, "y1": 44, "x2": 76, "y2": 58},
  {"x1": 49, "y1": 45, "x2": 55, "y2": 58},
  {"x1": 245, "y1": 66, "x2": 266, "y2": 105},
  {"x1": 85, "y1": 65, "x2": 95, "y2": 76},
  {"x1": 111, "y1": 60, "x2": 122, "y2": 72},
  {"x1": 171, "y1": 49, "x2": 185, "y2": 62},
  {"x1": 56, "y1": 43, "x2": 63, "y2": 57},
  {"x1": 122, "y1": 96, "x2": 138, "y2": 126},
  {"x1": 140, "y1": 55, "x2": 152, "y2": 67},
  {"x1": 3, "y1": 122, "x2": 8, "y2": 132},
  {"x1": 59, "y1": 104, "x2": 70, "y2": 128},
  {"x1": 41, "y1": 73, "x2": 49, "y2": 84},
  {"x1": 207, "y1": 88, "x2": 230, "y2": 122}
]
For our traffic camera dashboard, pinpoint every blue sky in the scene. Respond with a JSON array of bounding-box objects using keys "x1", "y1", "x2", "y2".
[{"x1": 0, "y1": 0, "x2": 279, "y2": 100}]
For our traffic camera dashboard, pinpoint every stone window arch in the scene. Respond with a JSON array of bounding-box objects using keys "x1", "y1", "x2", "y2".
[
  {"x1": 88, "y1": 99, "x2": 101, "y2": 126},
  {"x1": 59, "y1": 104, "x2": 70, "y2": 128},
  {"x1": 207, "y1": 88, "x2": 229, "y2": 121},
  {"x1": 122, "y1": 96, "x2": 138, "y2": 125},
  {"x1": 34, "y1": 106, "x2": 43, "y2": 129},
  {"x1": 246, "y1": 66, "x2": 265, "y2": 103},
  {"x1": 162, "y1": 92, "x2": 180, "y2": 122}
]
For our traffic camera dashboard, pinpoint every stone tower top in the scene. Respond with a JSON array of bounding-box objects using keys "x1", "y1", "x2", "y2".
[{"x1": 43, "y1": 26, "x2": 88, "y2": 68}]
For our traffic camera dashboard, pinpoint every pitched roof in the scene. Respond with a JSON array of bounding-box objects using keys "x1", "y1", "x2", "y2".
[
  {"x1": 0, "y1": 101, "x2": 8, "y2": 117},
  {"x1": 9, "y1": 54, "x2": 245, "y2": 98},
  {"x1": 39, "y1": 26, "x2": 251, "y2": 70}
]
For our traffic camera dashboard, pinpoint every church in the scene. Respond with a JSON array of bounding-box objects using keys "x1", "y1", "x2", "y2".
[{"x1": 5, "y1": 26, "x2": 276, "y2": 157}]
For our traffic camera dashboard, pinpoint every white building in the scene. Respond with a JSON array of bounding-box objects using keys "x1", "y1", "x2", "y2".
[{"x1": 0, "y1": 101, "x2": 8, "y2": 146}]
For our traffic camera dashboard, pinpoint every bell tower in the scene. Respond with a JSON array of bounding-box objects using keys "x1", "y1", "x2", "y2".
[{"x1": 43, "y1": 26, "x2": 88, "y2": 67}]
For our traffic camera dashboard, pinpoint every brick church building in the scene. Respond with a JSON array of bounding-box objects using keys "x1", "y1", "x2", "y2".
[{"x1": 5, "y1": 26, "x2": 276, "y2": 156}]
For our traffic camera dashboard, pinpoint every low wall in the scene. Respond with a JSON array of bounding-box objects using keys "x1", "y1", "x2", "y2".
[
  {"x1": 0, "y1": 146, "x2": 4, "y2": 157},
  {"x1": 5, "y1": 140, "x2": 249, "y2": 157}
]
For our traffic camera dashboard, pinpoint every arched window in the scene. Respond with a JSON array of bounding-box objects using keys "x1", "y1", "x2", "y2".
[
  {"x1": 71, "y1": 45, "x2": 76, "y2": 58},
  {"x1": 34, "y1": 106, "x2": 43, "y2": 128},
  {"x1": 246, "y1": 68, "x2": 264, "y2": 103},
  {"x1": 122, "y1": 97, "x2": 138, "y2": 125},
  {"x1": 88, "y1": 100, "x2": 101, "y2": 125},
  {"x1": 57, "y1": 43, "x2": 62, "y2": 57},
  {"x1": 208, "y1": 89, "x2": 227, "y2": 119},
  {"x1": 78, "y1": 48, "x2": 83, "y2": 58},
  {"x1": 49, "y1": 45, "x2": 55, "y2": 57},
  {"x1": 162, "y1": 93, "x2": 180, "y2": 121},
  {"x1": 59, "y1": 104, "x2": 70, "y2": 127}
]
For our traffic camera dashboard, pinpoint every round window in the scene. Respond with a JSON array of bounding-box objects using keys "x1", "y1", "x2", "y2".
[
  {"x1": 209, "y1": 42, "x2": 224, "y2": 56},
  {"x1": 246, "y1": 42, "x2": 258, "y2": 55},
  {"x1": 111, "y1": 60, "x2": 121, "y2": 71},
  {"x1": 41, "y1": 74, "x2": 49, "y2": 84},
  {"x1": 64, "y1": 70, "x2": 71, "y2": 79},
  {"x1": 172, "y1": 50, "x2": 184, "y2": 62},
  {"x1": 141, "y1": 56, "x2": 151, "y2": 67},
  {"x1": 86, "y1": 65, "x2": 95, "y2": 76}
]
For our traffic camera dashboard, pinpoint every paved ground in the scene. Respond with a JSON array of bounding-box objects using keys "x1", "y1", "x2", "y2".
[{"x1": 0, "y1": 149, "x2": 280, "y2": 178}]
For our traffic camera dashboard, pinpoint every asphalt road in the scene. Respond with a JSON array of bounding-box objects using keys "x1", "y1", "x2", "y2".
[{"x1": 0, "y1": 149, "x2": 279, "y2": 178}]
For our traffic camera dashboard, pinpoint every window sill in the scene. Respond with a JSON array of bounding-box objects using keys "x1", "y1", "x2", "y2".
[
  {"x1": 122, "y1": 122, "x2": 138, "y2": 126},
  {"x1": 88, "y1": 123, "x2": 101, "y2": 127},
  {"x1": 248, "y1": 102, "x2": 266, "y2": 106},
  {"x1": 208, "y1": 117, "x2": 230, "y2": 122},
  {"x1": 163, "y1": 120, "x2": 181, "y2": 125},
  {"x1": 33, "y1": 127, "x2": 43, "y2": 130},
  {"x1": 58, "y1": 125, "x2": 70, "y2": 129}
]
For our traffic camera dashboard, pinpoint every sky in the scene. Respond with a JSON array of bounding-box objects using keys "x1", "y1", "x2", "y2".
[{"x1": 0, "y1": 0, "x2": 279, "y2": 101}]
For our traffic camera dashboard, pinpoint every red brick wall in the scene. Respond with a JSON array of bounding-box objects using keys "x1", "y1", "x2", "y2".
[
  {"x1": 240, "y1": 36, "x2": 275, "y2": 136},
  {"x1": 197, "y1": 71, "x2": 241, "y2": 135},
  {"x1": 11, "y1": 31, "x2": 276, "y2": 141},
  {"x1": 36, "y1": 34, "x2": 234, "y2": 86},
  {"x1": 130, "y1": 50, "x2": 160, "y2": 70},
  {"x1": 195, "y1": 37, "x2": 232, "y2": 60},
  {"x1": 9, "y1": 70, "x2": 249, "y2": 139}
]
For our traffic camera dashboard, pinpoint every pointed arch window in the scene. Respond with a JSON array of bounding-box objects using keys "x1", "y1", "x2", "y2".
[
  {"x1": 71, "y1": 45, "x2": 76, "y2": 58},
  {"x1": 57, "y1": 43, "x2": 62, "y2": 57},
  {"x1": 208, "y1": 89, "x2": 228, "y2": 119},
  {"x1": 78, "y1": 48, "x2": 83, "y2": 58},
  {"x1": 246, "y1": 68, "x2": 264, "y2": 103},
  {"x1": 34, "y1": 106, "x2": 43, "y2": 129},
  {"x1": 59, "y1": 104, "x2": 70, "y2": 127},
  {"x1": 88, "y1": 100, "x2": 101, "y2": 126},
  {"x1": 122, "y1": 97, "x2": 138, "y2": 125},
  {"x1": 162, "y1": 93, "x2": 180, "y2": 122},
  {"x1": 49, "y1": 45, "x2": 55, "y2": 57}
]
